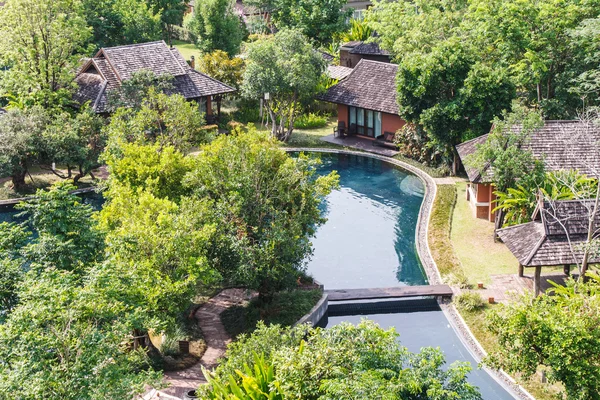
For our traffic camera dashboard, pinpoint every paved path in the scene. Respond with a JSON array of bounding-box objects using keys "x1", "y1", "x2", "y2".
[{"x1": 151, "y1": 289, "x2": 256, "y2": 399}]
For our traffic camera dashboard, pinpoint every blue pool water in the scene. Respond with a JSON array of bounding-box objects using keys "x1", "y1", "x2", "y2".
[
  {"x1": 305, "y1": 153, "x2": 427, "y2": 289},
  {"x1": 304, "y1": 152, "x2": 515, "y2": 400}
]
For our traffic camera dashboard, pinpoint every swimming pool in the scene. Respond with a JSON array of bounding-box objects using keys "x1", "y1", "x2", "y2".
[{"x1": 302, "y1": 151, "x2": 516, "y2": 400}]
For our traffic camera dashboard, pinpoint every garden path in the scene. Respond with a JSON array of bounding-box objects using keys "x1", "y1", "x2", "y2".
[{"x1": 146, "y1": 288, "x2": 256, "y2": 399}]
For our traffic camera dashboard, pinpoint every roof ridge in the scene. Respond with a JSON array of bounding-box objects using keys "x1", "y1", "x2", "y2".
[
  {"x1": 101, "y1": 40, "x2": 167, "y2": 51},
  {"x1": 524, "y1": 229, "x2": 547, "y2": 266},
  {"x1": 356, "y1": 59, "x2": 396, "y2": 67}
]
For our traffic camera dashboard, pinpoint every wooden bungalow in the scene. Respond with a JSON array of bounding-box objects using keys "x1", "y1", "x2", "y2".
[
  {"x1": 339, "y1": 41, "x2": 391, "y2": 69},
  {"x1": 456, "y1": 120, "x2": 600, "y2": 223},
  {"x1": 74, "y1": 41, "x2": 236, "y2": 118},
  {"x1": 318, "y1": 59, "x2": 406, "y2": 143},
  {"x1": 497, "y1": 199, "x2": 600, "y2": 296}
]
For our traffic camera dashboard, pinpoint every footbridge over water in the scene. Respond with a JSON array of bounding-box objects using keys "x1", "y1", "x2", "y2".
[{"x1": 325, "y1": 285, "x2": 454, "y2": 302}]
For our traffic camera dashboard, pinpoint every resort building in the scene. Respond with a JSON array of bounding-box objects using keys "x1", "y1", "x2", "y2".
[
  {"x1": 319, "y1": 59, "x2": 406, "y2": 142},
  {"x1": 74, "y1": 41, "x2": 235, "y2": 118},
  {"x1": 456, "y1": 120, "x2": 600, "y2": 222},
  {"x1": 339, "y1": 41, "x2": 391, "y2": 68},
  {"x1": 497, "y1": 199, "x2": 600, "y2": 295}
]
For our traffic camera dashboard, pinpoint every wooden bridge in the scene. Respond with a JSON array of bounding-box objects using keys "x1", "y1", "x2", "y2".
[{"x1": 325, "y1": 285, "x2": 453, "y2": 302}]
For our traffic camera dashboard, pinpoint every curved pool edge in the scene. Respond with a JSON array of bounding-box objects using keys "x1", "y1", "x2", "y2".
[{"x1": 285, "y1": 147, "x2": 534, "y2": 400}]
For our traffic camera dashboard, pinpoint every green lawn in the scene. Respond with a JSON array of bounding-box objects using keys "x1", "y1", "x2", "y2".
[
  {"x1": 451, "y1": 181, "x2": 519, "y2": 284},
  {"x1": 172, "y1": 40, "x2": 202, "y2": 66}
]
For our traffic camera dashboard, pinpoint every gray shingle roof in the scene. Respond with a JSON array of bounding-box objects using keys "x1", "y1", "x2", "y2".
[
  {"x1": 350, "y1": 42, "x2": 390, "y2": 56},
  {"x1": 318, "y1": 59, "x2": 399, "y2": 115},
  {"x1": 75, "y1": 41, "x2": 235, "y2": 113},
  {"x1": 456, "y1": 120, "x2": 600, "y2": 183},
  {"x1": 497, "y1": 199, "x2": 600, "y2": 267},
  {"x1": 327, "y1": 65, "x2": 353, "y2": 81}
]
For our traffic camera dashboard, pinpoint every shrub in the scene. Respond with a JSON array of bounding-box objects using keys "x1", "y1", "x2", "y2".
[
  {"x1": 455, "y1": 292, "x2": 485, "y2": 312},
  {"x1": 294, "y1": 113, "x2": 328, "y2": 129},
  {"x1": 394, "y1": 123, "x2": 447, "y2": 167}
]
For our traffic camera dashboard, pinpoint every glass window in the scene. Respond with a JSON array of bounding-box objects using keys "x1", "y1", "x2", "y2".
[
  {"x1": 375, "y1": 112, "x2": 382, "y2": 138},
  {"x1": 349, "y1": 106, "x2": 356, "y2": 126},
  {"x1": 366, "y1": 110, "x2": 374, "y2": 137},
  {"x1": 356, "y1": 108, "x2": 364, "y2": 134}
]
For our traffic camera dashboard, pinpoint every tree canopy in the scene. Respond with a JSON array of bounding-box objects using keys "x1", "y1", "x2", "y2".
[
  {"x1": 188, "y1": 0, "x2": 245, "y2": 56},
  {"x1": 241, "y1": 29, "x2": 326, "y2": 141},
  {"x1": 201, "y1": 320, "x2": 482, "y2": 399}
]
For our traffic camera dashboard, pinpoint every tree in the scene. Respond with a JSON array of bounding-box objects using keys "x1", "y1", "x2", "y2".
[
  {"x1": 0, "y1": 267, "x2": 162, "y2": 400},
  {"x1": 184, "y1": 129, "x2": 338, "y2": 301},
  {"x1": 82, "y1": 0, "x2": 162, "y2": 49},
  {"x1": 0, "y1": 0, "x2": 91, "y2": 109},
  {"x1": 104, "y1": 88, "x2": 210, "y2": 155},
  {"x1": 0, "y1": 222, "x2": 30, "y2": 318},
  {"x1": 270, "y1": 0, "x2": 352, "y2": 47},
  {"x1": 147, "y1": 0, "x2": 189, "y2": 46},
  {"x1": 201, "y1": 320, "x2": 482, "y2": 399},
  {"x1": 198, "y1": 50, "x2": 245, "y2": 90},
  {"x1": 241, "y1": 29, "x2": 326, "y2": 142},
  {"x1": 42, "y1": 107, "x2": 107, "y2": 183},
  {"x1": 107, "y1": 69, "x2": 175, "y2": 111},
  {"x1": 15, "y1": 182, "x2": 105, "y2": 273},
  {"x1": 0, "y1": 107, "x2": 49, "y2": 190},
  {"x1": 189, "y1": 0, "x2": 244, "y2": 56},
  {"x1": 486, "y1": 276, "x2": 600, "y2": 400}
]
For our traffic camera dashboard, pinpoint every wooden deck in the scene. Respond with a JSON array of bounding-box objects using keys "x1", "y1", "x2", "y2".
[{"x1": 326, "y1": 285, "x2": 453, "y2": 302}]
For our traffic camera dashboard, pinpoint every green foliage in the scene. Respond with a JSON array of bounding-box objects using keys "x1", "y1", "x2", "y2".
[
  {"x1": 221, "y1": 289, "x2": 323, "y2": 338},
  {"x1": 339, "y1": 18, "x2": 374, "y2": 43},
  {"x1": 189, "y1": 0, "x2": 244, "y2": 56},
  {"x1": 184, "y1": 130, "x2": 338, "y2": 300},
  {"x1": 82, "y1": 0, "x2": 162, "y2": 49},
  {"x1": 0, "y1": 107, "x2": 51, "y2": 189},
  {"x1": 394, "y1": 123, "x2": 447, "y2": 166},
  {"x1": 204, "y1": 353, "x2": 285, "y2": 400},
  {"x1": 465, "y1": 102, "x2": 545, "y2": 192},
  {"x1": 242, "y1": 29, "x2": 326, "y2": 141},
  {"x1": 293, "y1": 113, "x2": 328, "y2": 129},
  {"x1": 270, "y1": 0, "x2": 352, "y2": 47},
  {"x1": 104, "y1": 88, "x2": 210, "y2": 154},
  {"x1": 147, "y1": 0, "x2": 189, "y2": 45},
  {"x1": 0, "y1": 222, "x2": 30, "y2": 317},
  {"x1": 201, "y1": 320, "x2": 482, "y2": 399},
  {"x1": 16, "y1": 182, "x2": 105, "y2": 272},
  {"x1": 107, "y1": 69, "x2": 175, "y2": 111},
  {"x1": 0, "y1": 0, "x2": 91, "y2": 109},
  {"x1": 198, "y1": 50, "x2": 245, "y2": 90},
  {"x1": 455, "y1": 292, "x2": 485, "y2": 312},
  {"x1": 486, "y1": 275, "x2": 600, "y2": 400},
  {"x1": 493, "y1": 170, "x2": 598, "y2": 227}
]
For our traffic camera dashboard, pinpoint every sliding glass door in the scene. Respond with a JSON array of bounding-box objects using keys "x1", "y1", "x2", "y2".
[{"x1": 348, "y1": 106, "x2": 382, "y2": 138}]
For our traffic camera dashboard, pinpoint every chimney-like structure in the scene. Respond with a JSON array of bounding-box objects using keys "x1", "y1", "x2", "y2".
[{"x1": 190, "y1": 55, "x2": 195, "y2": 70}]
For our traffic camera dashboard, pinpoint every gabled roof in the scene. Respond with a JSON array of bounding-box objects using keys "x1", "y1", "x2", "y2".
[
  {"x1": 497, "y1": 199, "x2": 600, "y2": 267},
  {"x1": 318, "y1": 59, "x2": 399, "y2": 115},
  {"x1": 456, "y1": 120, "x2": 600, "y2": 183},
  {"x1": 75, "y1": 41, "x2": 235, "y2": 113}
]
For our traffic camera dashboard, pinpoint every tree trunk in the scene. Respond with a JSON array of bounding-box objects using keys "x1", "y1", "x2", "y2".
[
  {"x1": 494, "y1": 209, "x2": 505, "y2": 242},
  {"x1": 73, "y1": 165, "x2": 85, "y2": 184},
  {"x1": 580, "y1": 182, "x2": 600, "y2": 279},
  {"x1": 11, "y1": 170, "x2": 27, "y2": 191}
]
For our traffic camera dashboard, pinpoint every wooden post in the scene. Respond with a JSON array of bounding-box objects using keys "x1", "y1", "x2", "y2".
[
  {"x1": 563, "y1": 264, "x2": 571, "y2": 277},
  {"x1": 518, "y1": 264, "x2": 524, "y2": 277},
  {"x1": 534, "y1": 266, "x2": 542, "y2": 297}
]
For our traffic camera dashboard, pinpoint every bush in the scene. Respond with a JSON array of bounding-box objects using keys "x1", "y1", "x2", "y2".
[
  {"x1": 394, "y1": 123, "x2": 446, "y2": 167},
  {"x1": 455, "y1": 292, "x2": 485, "y2": 312},
  {"x1": 294, "y1": 113, "x2": 328, "y2": 129}
]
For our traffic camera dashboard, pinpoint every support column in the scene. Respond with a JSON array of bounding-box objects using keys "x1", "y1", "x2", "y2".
[
  {"x1": 563, "y1": 264, "x2": 571, "y2": 277},
  {"x1": 534, "y1": 266, "x2": 542, "y2": 297},
  {"x1": 518, "y1": 264, "x2": 524, "y2": 277}
]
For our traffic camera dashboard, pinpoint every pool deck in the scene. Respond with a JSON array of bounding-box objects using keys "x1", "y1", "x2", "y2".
[{"x1": 320, "y1": 134, "x2": 399, "y2": 157}]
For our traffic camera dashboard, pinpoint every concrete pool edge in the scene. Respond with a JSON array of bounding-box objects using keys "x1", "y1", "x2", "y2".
[{"x1": 285, "y1": 148, "x2": 534, "y2": 400}]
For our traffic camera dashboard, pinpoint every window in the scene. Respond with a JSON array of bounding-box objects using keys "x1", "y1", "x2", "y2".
[{"x1": 348, "y1": 107, "x2": 382, "y2": 138}]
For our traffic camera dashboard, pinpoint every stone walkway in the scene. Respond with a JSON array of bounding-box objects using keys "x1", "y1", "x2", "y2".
[
  {"x1": 148, "y1": 289, "x2": 256, "y2": 399},
  {"x1": 320, "y1": 134, "x2": 400, "y2": 157}
]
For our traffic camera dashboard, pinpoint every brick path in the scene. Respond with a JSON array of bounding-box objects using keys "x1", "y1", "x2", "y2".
[{"x1": 148, "y1": 288, "x2": 256, "y2": 399}]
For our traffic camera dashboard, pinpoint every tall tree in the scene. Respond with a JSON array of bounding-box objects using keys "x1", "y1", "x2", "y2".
[
  {"x1": 241, "y1": 29, "x2": 326, "y2": 142},
  {"x1": 83, "y1": 0, "x2": 162, "y2": 49},
  {"x1": 0, "y1": 0, "x2": 91, "y2": 109},
  {"x1": 189, "y1": 0, "x2": 244, "y2": 56},
  {"x1": 147, "y1": 0, "x2": 189, "y2": 46},
  {"x1": 270, "y1": 0, "x2": 351, "y2": 47}
]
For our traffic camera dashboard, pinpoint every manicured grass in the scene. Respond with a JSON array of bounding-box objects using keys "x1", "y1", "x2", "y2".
[
  {"x1": 427, "y1": 184, "x2": 466, "y2": 284},
  {"x1": 451, "y1": 181, "x2": 519, "y2": 285},
  {"x1": 221, "y1": 289, "x2": 323, "y2": 339},
  {"x1": 172, "y1": 40, "x2": 202, "y2": 66}
]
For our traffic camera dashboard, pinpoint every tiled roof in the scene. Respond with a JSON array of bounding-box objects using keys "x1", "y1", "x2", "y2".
[
  {"x1": 318, "y1": 59, "x2": 399, "y2": 115},
  {"x1": 320, "y1": 51, "x2": 335, "y2": 64},
  {"x1": 350, "y1": 42, "x2": 390, "y2": 56},
  {"x1": 498, "y1": 199, "x2": 600, "y2": 266},
  {"x1": 456, "y1": 120, "x2": 600, "y2": 183},
  {"x1": 75, "y1": 41, "x2": 235, "y2": 113},
  {"x1": 327, "y1": 65, "x2": 353, "y2": 81}
]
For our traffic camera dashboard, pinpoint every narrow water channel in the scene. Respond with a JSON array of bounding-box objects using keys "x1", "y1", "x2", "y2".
[{"x1": 302, "y1": 152, "x2": 516, "y2": 400}]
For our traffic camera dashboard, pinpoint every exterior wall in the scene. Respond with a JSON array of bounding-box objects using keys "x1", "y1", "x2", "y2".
[
  {"x1": 381, "y1": 113, "x2": 406, "y2": 135},
  {"x1": 337, "y1": 104, "x2": 349, "y2": 127},
  {"x1": 467, "y1": 182, "x2": 496, "y2": 223},
  {"x1": 339, "y1": 51, "x2": 390, "y2": 68}
]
